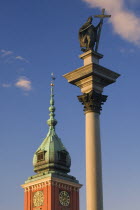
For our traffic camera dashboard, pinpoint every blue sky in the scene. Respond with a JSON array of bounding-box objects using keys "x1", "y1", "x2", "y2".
[{"x1": 0, "y1": 0, "x2": 140, "y2": 210}]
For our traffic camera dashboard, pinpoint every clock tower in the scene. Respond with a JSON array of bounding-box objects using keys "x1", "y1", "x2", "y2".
[{"x1": 21, "y1": 76, "x2": 82, "y2": 210}]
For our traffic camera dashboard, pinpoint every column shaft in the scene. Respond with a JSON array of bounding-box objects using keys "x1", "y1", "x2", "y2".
[{"x1": 85, "y1": 111, "x2": 103, "y2": 210}]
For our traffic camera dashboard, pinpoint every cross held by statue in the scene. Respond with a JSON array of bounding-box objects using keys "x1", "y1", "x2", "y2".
[
  {"x1": 94, "y1": 8, "x2": 111, "y2": 52},
  {"x1": 94, "y1": 8, "x2": 111, "y2": 21}
]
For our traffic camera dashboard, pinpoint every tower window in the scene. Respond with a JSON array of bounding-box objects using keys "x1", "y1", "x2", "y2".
[
  {"x1": 37, "y1": 152, "x2": 45, "y2": 162},
  {"x1": 58, "y1": 151, "x2": 67, "y2": 163}
]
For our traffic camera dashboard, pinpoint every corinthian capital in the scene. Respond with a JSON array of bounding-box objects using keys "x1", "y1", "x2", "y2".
[{"x1": 78, "y1": 90, "x2": 107, "y2": 114}]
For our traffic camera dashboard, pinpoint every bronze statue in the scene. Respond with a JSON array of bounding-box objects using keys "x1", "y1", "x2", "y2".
[{"x1": 78, "y1": 9, "x2": 111, "y2": 53}]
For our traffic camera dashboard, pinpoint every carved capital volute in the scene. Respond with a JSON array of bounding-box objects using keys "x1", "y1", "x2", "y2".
[{"x1": 78, "y1": 90, "x2": 107, "y2": 114}]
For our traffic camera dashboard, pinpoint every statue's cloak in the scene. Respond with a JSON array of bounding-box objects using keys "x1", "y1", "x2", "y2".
[{"x1": 79, "y1": 21, "x2": 98, "y2": 49}]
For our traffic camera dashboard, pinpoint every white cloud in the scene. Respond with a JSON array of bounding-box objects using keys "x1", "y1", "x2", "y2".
[
  {"x1": 0, "y1": 49, "x2": 13, "y2": 57},
  {"x1": 1, "y1": 83, "x2": 11, "y2": 88},
  {"x1": 15, "y1": 56, "x2": 29, "y2": 63},
  {"x1": 0, "y1": 49, "x2": 30, "y2": 63},
  {"x1": 83, "y1": 0, "x2": 140, "y2": 45},
  {"x1": 15, "y1": 77, "x2": 32, "y2": 91}
]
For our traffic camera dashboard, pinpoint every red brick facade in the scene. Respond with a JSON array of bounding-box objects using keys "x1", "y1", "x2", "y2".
[{"x1": 23, "y1": 178, "x2": 81, "y2": 210}]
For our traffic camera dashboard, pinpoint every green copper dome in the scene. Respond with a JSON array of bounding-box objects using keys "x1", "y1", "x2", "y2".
[{"x1": 33, "y1": 76, "x2": 71, "y2": 174}]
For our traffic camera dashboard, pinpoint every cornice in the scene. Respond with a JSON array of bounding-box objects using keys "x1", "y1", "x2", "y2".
[{"x1": 21, "y1": 176, "x2": 82, "y2": 191}]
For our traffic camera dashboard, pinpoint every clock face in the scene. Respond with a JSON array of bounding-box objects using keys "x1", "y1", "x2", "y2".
[
  {"x1": 33, "y1": 191, "x2": 44, "y2": 207},
  {"x1": 59, "y1": 191, "x2": 70, "y2": 207}
]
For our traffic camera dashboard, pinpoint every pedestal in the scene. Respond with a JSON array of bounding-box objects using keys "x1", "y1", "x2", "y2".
[{"x1": 63, "y1": 50, "x2": 120, "y2": 210}]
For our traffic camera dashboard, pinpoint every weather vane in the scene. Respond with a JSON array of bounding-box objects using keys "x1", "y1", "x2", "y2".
[{"x1": 79, "y1": 8, "x2": 111, "y2": 53}]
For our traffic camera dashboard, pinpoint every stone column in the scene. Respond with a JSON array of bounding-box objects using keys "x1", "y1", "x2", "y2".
[
  {"x1": 78, "y1": 90, "x2": 107, "y2": 210},
  {"x1": 63, "y1": 50, "x2": 120, "y2": 210}
]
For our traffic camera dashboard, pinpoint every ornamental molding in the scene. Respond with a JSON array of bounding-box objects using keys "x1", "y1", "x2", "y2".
[
  {"x1": 24, "y1": 181, "x2": 79, "y2": 192},
  {"x1": 24, "y1": 181, "x2": 49, "y2": 192},
  {"x1": 78, "y1": 90, "x2": 107, "y2": 114},
  {"x1": 63, "y1": 63, "x2": 120, "y2": 85},
  {"x1": 22, "y1": 176, "x2": 82, "y2": 190}
]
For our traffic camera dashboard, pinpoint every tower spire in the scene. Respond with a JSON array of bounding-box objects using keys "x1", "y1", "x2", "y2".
[
  {"x1": 47, "y1": 73, "x2": 57, "y2": 131},
  {"x1": 33, "y1": 73, "x2": 71, "y2": 174}
]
